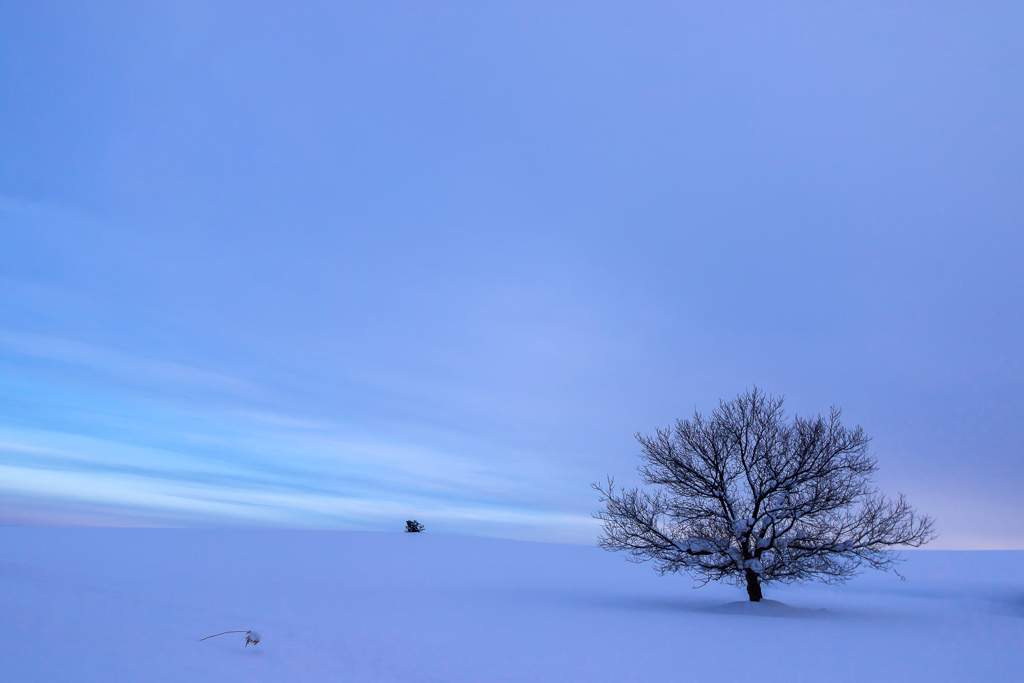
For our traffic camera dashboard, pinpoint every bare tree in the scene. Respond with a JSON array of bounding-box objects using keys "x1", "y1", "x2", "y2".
[{"x1": 594, "y1": 388, "x2": 935, "y2": 602}]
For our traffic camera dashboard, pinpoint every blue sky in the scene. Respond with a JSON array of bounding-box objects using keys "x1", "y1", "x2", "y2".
[{"x1": 1, "y1": 2, "x2": 1022, "y2": 547}]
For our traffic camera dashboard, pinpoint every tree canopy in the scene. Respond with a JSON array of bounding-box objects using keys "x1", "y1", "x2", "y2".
[{"x1": 594, "y1": 388, "x2": 935, "y2": 601}]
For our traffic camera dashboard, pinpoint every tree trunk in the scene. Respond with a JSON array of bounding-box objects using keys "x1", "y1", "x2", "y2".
[{"x1": 745, "y1": 568, "x2": 763, "y2": 602}]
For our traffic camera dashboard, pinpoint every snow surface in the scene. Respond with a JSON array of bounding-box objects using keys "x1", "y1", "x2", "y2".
[{"x1": 1, "y1": 529, "x2": 1022, "y2": 682}]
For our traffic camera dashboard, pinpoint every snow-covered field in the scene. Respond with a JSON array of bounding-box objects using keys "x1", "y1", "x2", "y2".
[{"x1": 1, "y1": 529, "x2": 1021, "y2": 682}]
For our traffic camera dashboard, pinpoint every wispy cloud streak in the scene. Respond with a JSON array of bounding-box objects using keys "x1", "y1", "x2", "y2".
[{"x1": 0, "y1": 334, "x2": 596, "y2": 542}]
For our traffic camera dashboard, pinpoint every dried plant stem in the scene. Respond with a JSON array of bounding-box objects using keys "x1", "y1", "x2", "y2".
[{"x1": 200, "y1": 630, "x2": 250, "y2": 641}]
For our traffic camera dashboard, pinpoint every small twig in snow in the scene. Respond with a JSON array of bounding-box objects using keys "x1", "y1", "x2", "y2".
[{"x1": 200, "y1": 629, "x2": 261, "y2": 646}]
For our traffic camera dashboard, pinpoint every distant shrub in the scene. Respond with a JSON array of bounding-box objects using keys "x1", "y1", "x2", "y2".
[{"x1": 405, "y1": 520, "x2": 425, "y2": 533}]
